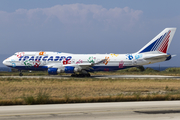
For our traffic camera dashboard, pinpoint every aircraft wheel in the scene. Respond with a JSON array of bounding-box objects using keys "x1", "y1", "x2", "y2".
[
  {"x1": 83, "y1": 73, "x2": 90, "y2": 77},
  {"x1": 19, "y1": 73, "x2": 23, "y2": 76},
  {"x1": 87, "y1": 73, "x2": 91, "y2": 77},
  {"x1": 71, "y1": 74, "x2": 79, "y2": 77},
  {"x1": 79, "y1": 74, "x2": 84, "y2": 77},
  {"x1": 71, "y1": 74, "x2": 75, "y2": 77},
  {"x1": 71, "y1": 73, "x2": 90, "y2": 77}
]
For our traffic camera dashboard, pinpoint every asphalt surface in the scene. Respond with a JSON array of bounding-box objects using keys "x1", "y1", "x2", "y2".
[
  {"x1": 0, "y1": 75, "x2": 180, "y2": 79},
  {"x1": 0, "y1": 101, "x2": 180, "y2": 120}
]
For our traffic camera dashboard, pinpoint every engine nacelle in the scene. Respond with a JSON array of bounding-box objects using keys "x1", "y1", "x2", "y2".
[
  {"x1": 48, "y1": 68, "x2": 58, "y2": 75},
  {"x1": 48, "y1": 66, "x2": 82, "y2": 75},
  {"x1": 64, "y1": 66, "x2": 75, "y2": 73}
]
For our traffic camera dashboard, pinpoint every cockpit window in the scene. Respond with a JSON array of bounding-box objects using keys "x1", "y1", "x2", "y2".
[{"x1": 14, "y1": 54, "x2": 17, "y2": 56}]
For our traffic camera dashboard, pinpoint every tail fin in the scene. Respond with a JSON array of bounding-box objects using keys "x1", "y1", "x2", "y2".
[{"x1": 137, "y1": 28, "x2": 176, "y2": 53}]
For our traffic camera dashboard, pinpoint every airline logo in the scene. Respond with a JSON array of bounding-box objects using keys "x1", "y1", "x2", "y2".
[
  {"x1": 19, "y1": 56, "x2": 72, "y2": 61},
  {"x1": 140, "y1": 30, "x2": 171, "y2": 53},
  {"x1": 151, "y1": 30, "x2": 171, "y2": 53}
]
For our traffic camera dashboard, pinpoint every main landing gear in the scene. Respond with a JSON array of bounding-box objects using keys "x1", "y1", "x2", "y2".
[
  {"x1": 19, "y1": 70, "x2": 23, "y2": 76},
  {"x1": 71, "y1": 73, "x2": 91, "y2": 77}
]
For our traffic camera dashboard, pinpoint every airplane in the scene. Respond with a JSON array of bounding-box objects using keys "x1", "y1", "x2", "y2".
[{"x1": 3, "y1": 28, "x2": 176, "y2": 77}]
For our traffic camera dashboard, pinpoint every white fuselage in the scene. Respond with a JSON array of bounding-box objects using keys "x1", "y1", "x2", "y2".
[{"x1": 3, "y1": 51, "x2": 168, "y2": 73}]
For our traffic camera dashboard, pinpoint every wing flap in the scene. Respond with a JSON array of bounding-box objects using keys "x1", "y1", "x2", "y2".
[
  {"x1": 47, "y1": 59, "x2": 106, "y2": 70},
  {"x1": 63, "y1": 59, "x2": 107, "y2": 69}
]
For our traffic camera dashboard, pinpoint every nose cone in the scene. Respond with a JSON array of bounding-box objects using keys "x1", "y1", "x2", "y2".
[{"x1": 3, "y1": 59, "x2": 7, "y2": 66}]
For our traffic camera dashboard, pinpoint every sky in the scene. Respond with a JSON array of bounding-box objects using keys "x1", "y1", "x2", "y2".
[{"x1": 0, "y1": 0, "x2": 180, "y2": 67}]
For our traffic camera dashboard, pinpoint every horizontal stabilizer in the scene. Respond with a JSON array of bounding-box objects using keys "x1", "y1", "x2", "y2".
[
  {"x1": 171, "y1": 55, "x2": 176, "y2": 57},
  {"x1": 144, "y1": 54, "x2": 169, "y2": 60}
]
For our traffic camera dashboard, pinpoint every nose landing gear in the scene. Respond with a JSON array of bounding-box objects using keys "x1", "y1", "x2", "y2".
[{"x1": 19, "y1": 70, "x2": 23, "y2": 76}]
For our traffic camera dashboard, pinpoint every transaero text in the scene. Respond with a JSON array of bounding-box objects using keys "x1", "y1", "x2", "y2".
[{"x1": 19, "y1": 56, "x2": 72, "y2": 61}]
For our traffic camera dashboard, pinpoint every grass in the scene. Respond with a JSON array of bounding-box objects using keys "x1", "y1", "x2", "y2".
[
  {"x1": 2, "y1": 67, "x2": 180, "y2": 76},
  {"x1": 0, "y1": 67, "x2": 180, "y2": 105},
  {"x1": 0, "y1": 77, "x2": 180, "y2": 105},
  {"x1": 23, "y1": 90, "x2": 49, "y2": 104}
]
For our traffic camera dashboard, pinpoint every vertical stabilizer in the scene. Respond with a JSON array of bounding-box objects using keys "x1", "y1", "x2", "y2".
[{"x1": 137, "y1": 28, "x2": 176, "y2": 53}]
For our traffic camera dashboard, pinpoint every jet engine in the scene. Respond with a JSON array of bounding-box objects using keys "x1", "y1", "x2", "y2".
[{"x1": 48, "y1": 66, "x2": 82, "y2": 75}]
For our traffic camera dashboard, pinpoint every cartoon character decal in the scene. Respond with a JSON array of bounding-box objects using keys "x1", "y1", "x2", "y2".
[
  {"x1": 126, "y1": 54, "x2": 133, "y2": 60},
  {"x1": 10, "y1": 59, "x2": 16, "y2": 67},
  {"x1": 87, "y1": 56, "x2": 96, "y2": 63},
  {"x1": 119, "y1": 60, "x2": 124, "y2": 68},
  {"x1": 24, "y1": 60, "x2": 32, "y2": 68},
  {"x1": 135, "y1": 54, "x2": 143, "y2": 60},
  {"x1": 17, "y1": 52, "x2": 24, "y2": 58},
  {"x1": 24, "y1": 59, "x2": 42, "y2": 68},
  {"x1": 39, "y1": 52, "x2": 46, "y2": 55},
  {"x1": 76, "y1": 59, "x2": 83, "y2": 64},
  {"x1": 103, "y1": 56, "x2": 110, "y2": 65},
  {"x1": 110, "y1": 54, "x2": 119, "y2": 57},
  {"x1": 63, "y1": 58, "x2": 71, "y2": 65},
  {"x1": 33, "y1": 60, "x2": 41, "y2": 68}
]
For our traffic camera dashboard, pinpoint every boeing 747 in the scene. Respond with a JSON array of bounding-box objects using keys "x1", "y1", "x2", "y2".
[{"x1": 3, "y1": 28, "x2": 176, "y2": 77}]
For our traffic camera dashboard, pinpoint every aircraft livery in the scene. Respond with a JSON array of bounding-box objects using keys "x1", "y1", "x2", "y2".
[{"x1": 3, "y1": 28, "x2": 177, "y2": 77}]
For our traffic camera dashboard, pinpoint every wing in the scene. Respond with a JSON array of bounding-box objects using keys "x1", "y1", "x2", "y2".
[
  {"x1": 47, "y1": 59, "x2": 107, "y2": 71},
  {"x1": 63, "y1": 59, "x2": 107, "y2": 70}
]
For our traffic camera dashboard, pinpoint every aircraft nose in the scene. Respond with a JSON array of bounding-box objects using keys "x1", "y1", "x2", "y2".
[{"x1": 3, "y1": 59, "x2": 7, "y2": 66}]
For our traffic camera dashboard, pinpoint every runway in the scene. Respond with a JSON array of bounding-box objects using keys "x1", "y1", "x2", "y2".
[
  {"x1": 0, "y1": 101, "x2": 180, "y2": 120},
  {"x1": 0, "y1": 75, "x2": 180, "y2": 79}
]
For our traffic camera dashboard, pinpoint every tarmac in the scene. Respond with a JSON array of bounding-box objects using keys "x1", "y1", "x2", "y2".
[{"x1": 0, "y1": 101, "x2": 180, "y2": 120}]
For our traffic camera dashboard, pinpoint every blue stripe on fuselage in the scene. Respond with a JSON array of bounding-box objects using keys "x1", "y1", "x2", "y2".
[
  {"x1": 90, "y1": 66, "x2": 134, "y2": 72},
  {"x1": 8, "y1": 65, "x2": 134, "y2": 72},
  {"x1": 7, "y1": 65, "x2": 48, "y2": 71}
]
